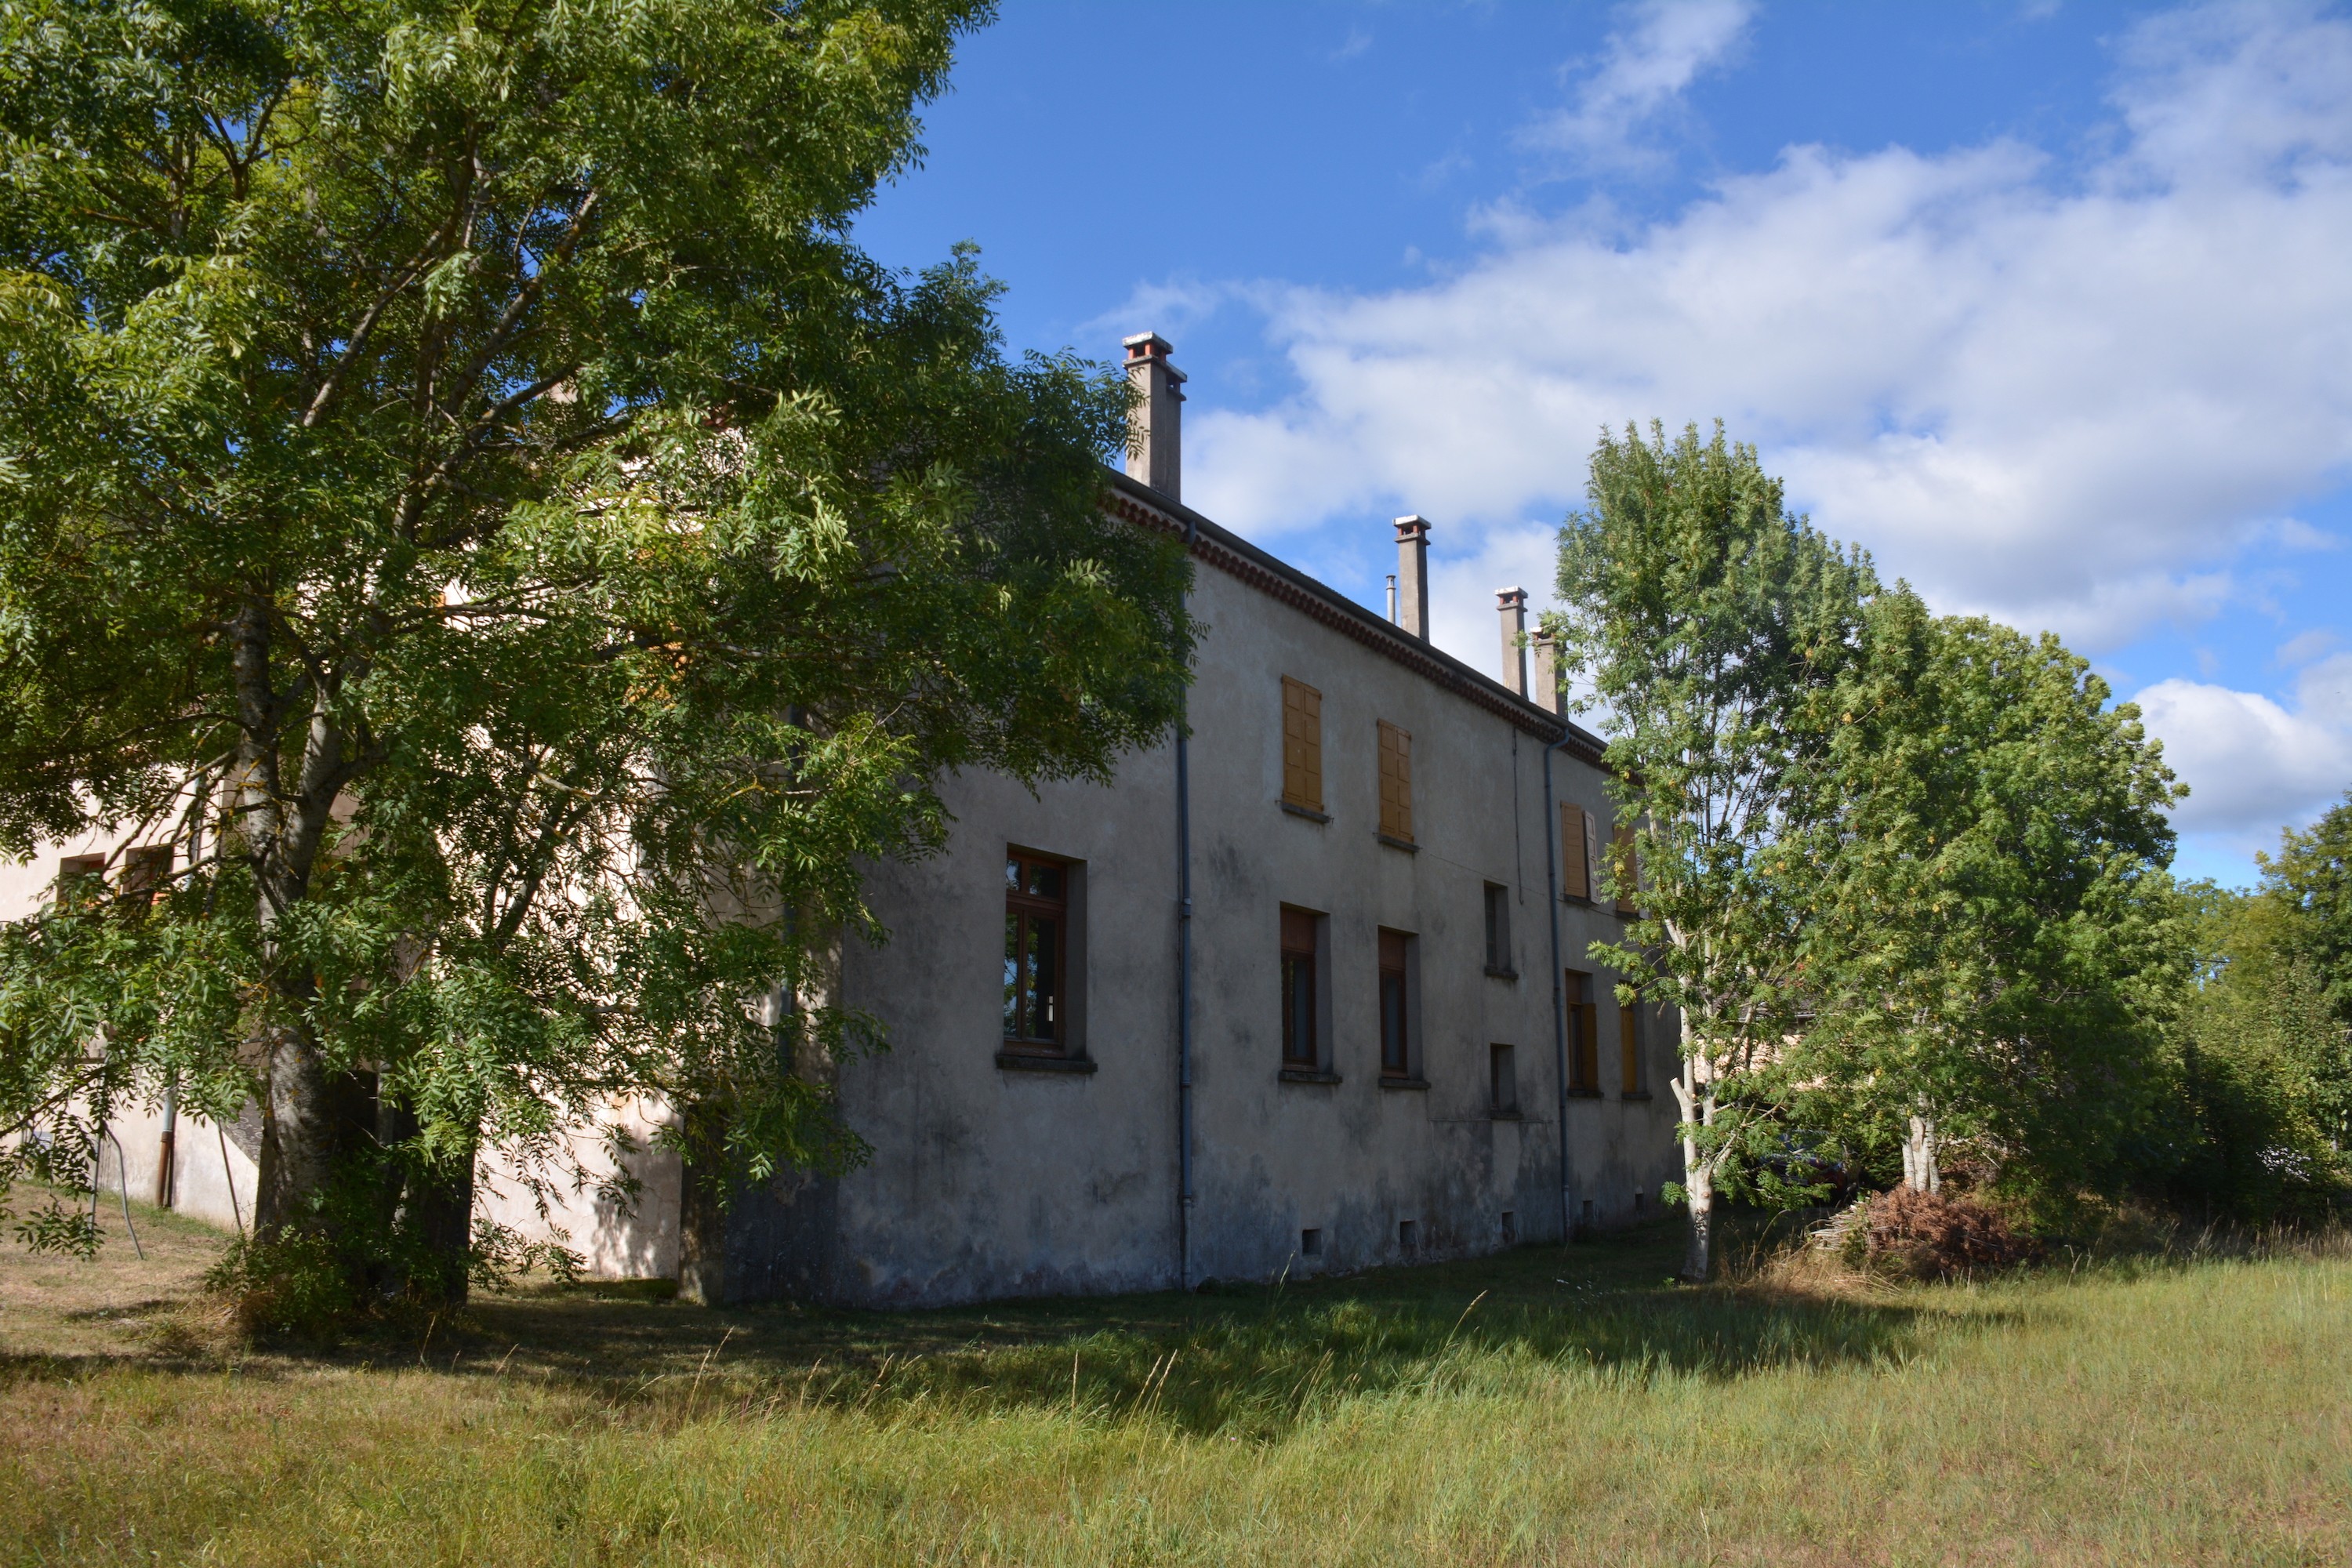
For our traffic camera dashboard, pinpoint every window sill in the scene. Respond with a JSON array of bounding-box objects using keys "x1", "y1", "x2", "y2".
[
  {"x1": 1619, "y1": 1090, "x2": 1653, "y2": 1102},
  {"x1": 996, "y1": 1051, "x2": 1097, "y2": 1074},
  {"x1": 1379, "y1": 1074, "x2": 1429, "y2": 1091},
  {"x1": 1279, "y1": 1066, "x2": 1342, "y2": 1085},
  {"x1": 1490, "y1": 1109, "x2": 1524, "y2": 1121},
  {"x1": 1566, "y1": 1087, "x2": 1603, "y2": 1099},
  {"x1": 1282, "y1": 801, "x2": 1331, "y2": 824},
  {"x1": 1562, "y1": 894, "x2": 1598, "y2": 908},
  {"x1": 1376, "y1": 833, "x2": 1418, "y2": 853},
  {"x1": 1483, "y1": 965, "x2": 1519, "y2": 981}
]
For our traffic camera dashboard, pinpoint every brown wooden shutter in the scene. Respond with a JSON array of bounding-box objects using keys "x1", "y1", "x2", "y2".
[
  {"x1": 1377, "y1": 720, "x2": 1414, "y2": 841},
  {"x1": 1612, "y1": 823, "x2": 1638, "y2": 915},
  {"x1": 1282, "y1": 677, "x2": 1323, "y2": 811},
  {"x1": 1559, "y1": 803, "x2": 1589, "y2": 900},
  {"x1": 1620, "y1": 1003, "x2": 1642, "y2": 1093}
]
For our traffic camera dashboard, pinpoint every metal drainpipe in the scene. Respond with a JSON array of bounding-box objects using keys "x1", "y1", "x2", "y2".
[
  {"x1": 1542, "y1": 733, "x2": 1575, "y2": 1244},
  {"x1": 1176, "y1": 514, "x2": 1197, "y2": 1290}
]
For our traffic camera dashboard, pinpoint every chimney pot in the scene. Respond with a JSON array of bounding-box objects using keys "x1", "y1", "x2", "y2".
[
  {"x1": 1123, "y1": 332, "x2": 1185, "y2": 500},
  {"x1": 1393, "y1": 516, "x2": 1432, "y2": 640},
  {"x1": 1496, "y1": 587, "x2": 1529, "y2": 697}
]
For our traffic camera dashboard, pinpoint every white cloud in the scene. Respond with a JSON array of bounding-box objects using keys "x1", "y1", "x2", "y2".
[
  {"x1": 2135, "y1": 662, "x2": 2352, "y2": 840},
  {"x1": 1523, "y1": 0, "x2": 1755, "y2": 170},
  {"x1": 1185, "y1": 2, "x2": 2352, "y2": 666}
]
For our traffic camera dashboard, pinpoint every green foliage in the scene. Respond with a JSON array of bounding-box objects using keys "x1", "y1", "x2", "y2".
[
  {"x1": 1548, "y1": 420, "x2": 1875, "y2": 1273},
  {"x1": 2170, "y1": 880, "x2": 2352, "y2": 1219},
  {"x1": 2262, "y1": 793, "x2": 2352, "y2": 1031},
  {"x1": 0, "y1": 0, "x2": 1193, "y2": 1269},
  {"x1": 1790, "y1": 590, "x2": 2187, "y2": 1215}
]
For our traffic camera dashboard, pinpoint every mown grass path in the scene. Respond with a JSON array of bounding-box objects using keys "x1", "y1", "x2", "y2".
[{"x1": 2, "y1": 1204, "x2": 2347, "y2": 1565}]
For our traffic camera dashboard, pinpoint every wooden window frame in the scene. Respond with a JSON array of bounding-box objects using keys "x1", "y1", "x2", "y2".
[
  {"x1": 1566, "y1": 969, "x2": 1601, "y2": 1096},
  {"x1": 1560, "y1": 802, "x2": 1593, "y2": 902},
  {"x1": 1620, "y1": 1000, "x2": 1650, "y2": 1097},
  {"x1": 1612, "y1": 823, "x2": 1639, "y2": 916},
  {"x1": 1281, "y1": 905, "x2": 1324, "y2": 1071},
  {"x1": 1003, "y1": 851, "x2": 1071, "y2": 1056},
  {"x1": 1378, "y1": 927, "x2": 1414, "y2": 1080},
  {"x1": 55, "y1": 854, "x2": 106, "y2": 908},
  {"x1": 1376, "y1": 720, "x2": 1414, "y2": 844},
  {"x1": 1281, "y1": 677, "x2": 1325, "y2": 815},
  {"x1": 1483, "y1": 882, "x2": 1515, "y2": 977}
]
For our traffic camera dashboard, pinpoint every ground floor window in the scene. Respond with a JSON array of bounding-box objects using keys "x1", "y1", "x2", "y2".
[{"x1": 1004, "y1": 852, "x2": 1069, "y2": 1052}]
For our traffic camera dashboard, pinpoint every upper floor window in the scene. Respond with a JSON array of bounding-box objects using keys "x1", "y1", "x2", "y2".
[
  {"x1": 1611, "y1": 823, "x2": 1640, "y2": 916},
  {"x1": 1559, "y1": 803, "x2": 1599, "y2": 902},
  {"x1": 1377, "y1": 720, "x2": 1414, "y2": 844},
  {"x1": 1281, "y1": 677, "x2": 1324, "y2": 813},
  {"x1": 1004, "y1": 852, "x2": 1069, "y2": 1053},
  {"x1": 55, "y1": 854, "x2": 104, "y2": 907}
]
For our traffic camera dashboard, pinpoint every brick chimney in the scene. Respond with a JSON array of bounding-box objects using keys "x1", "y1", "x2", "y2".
[
  {"x1": 1496, "y1": 587, "x2": 1528, "y2": 697},
  {"x1": 1393, "y1": 516, "x2": 1432, "y2": 639},
  {"x1": 1123, "y1": 332, "x2": 1185, "y2": 500},
  {"x1": 1530, "y1": 629, "x2": 1564, "y2": 715}
]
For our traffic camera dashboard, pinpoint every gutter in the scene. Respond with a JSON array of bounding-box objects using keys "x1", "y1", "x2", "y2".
[{"x1": 1543, "y1": 735, "x2": 1576, "y2": 1243}]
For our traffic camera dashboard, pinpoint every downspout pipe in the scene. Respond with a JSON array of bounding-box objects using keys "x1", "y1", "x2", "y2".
[
  {"x1": 1175, "y1": 513, "x2": 1197, "y2": 1290},
  {"x1": 1542, "y1": 734, "x2": 1575, "y2": 1244}
]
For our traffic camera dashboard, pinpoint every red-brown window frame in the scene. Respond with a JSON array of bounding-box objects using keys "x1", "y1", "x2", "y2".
[
  {"x1": 1378, "y1": 927, "x2": 1412, "y2": 1078},
  {"x1": 1281, "y1": 906, "x2": 1320, "y2": 1068},
  {"x1": 1004, "y1": 851, "x2": 1070, "y2": 1054}
]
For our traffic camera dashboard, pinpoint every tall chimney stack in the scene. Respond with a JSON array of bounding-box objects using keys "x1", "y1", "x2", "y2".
[
  {"x1": 1530, "y1": 629, "x2": 1563, "y2": 715},
  {"x1": 1496, "y1": 588, "x2": 1529, "y2": 696},
  {"x1": 1123, "y1": 332, "x2": 1185, "y2": 499},
  {"x1": 1393, "y1": 515, "x2": 1432, "y2": 639}
]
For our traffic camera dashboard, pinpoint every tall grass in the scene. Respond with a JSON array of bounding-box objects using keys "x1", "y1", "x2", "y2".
[{"x1": 5, "y1": 1219, "x2": 2349, "y2": 1566}]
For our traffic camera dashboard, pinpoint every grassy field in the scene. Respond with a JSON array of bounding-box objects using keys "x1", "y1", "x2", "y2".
[{"x1": 2, "y1": 1200, "x2": 2348, "y2": 1566}]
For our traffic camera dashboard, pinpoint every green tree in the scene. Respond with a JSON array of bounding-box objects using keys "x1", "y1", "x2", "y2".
[
  {"x1": 2262, "y1": 794, "x2": 2352, "y2": 1033},
  {"x1": 2171, "y1": 880, "x2": 2351, "y2": 1219},
  {"x1": 1791, "y1": 590, "x2": 2187, "y2": 1218},
  {"x1": 0, "y1": 0, "x2": 1192, "y2": 1298},
  {"x1": 1550, "y1": 422, "x2": 1873, "y2": 1281}
]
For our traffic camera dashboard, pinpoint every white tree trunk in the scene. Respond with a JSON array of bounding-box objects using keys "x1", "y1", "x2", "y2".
[
  {"x1": 1904, "y1": 1113, "x2": 1940, "y2": 1193},
  {"x1": 1682, "y1": 1153, "x2": 1715, "y2": 1282}
]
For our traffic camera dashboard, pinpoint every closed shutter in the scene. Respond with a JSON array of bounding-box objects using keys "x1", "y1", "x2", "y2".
[
  {"x1": 1377, "y1": 720, "x2": 1414, "y2": 842},
  {"x1": 1619, "y1": 1002, "x2": 1643, "y2": 1093},
  {"x1": 1612, "y1": 823, "x2": 1639, "y2": 915},
  {"x1": 1560, "y1": 803, "x2": 1589, "y2": 900},
  {"x1": 1281, "y1": 677, "x2": 1323, "y2": 811}
]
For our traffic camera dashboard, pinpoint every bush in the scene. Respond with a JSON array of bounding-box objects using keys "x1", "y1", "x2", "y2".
[
  {"x1": 1857, "y1": 1187, "x2": 2034, "y2": 1278},
  {"x1": 203, "y1": 1230, "x2": 357, "y2": 1340}
]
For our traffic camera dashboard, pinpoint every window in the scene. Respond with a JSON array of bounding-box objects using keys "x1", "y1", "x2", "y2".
[
  {"x1": 1397, "y1": 1218, "x2": 1418, "y2": 1252},
  {"x1": 1376, "y1": 720, "x2": 1414, "y2": 843},
  {"x1": 1612, "y1": 822, "x2": 1639, "y2": 916},
  {"x1": 1281, "y1": 905, "x2": 1322, "y2": 1068},
  {"x1": 1483, "y1": 882, "x2": 1514, "y2": 975},
  {"x1": 1490, "y1": 1043, "x2": 1519, "y2": 1116},
  {"x1": 1300, "y1": 1227, "x2": 1323, "y2": 1258},
  {"x1": 1281, "y1": 677, "x2": 1324, "y2": 813},
  {"x1": 55, "y1": 854, "x2": 105, "y2": 907},
  {"x1": 1560, "y1": 802, "x2": 1603, "y2": 902},
  {"x1": 1378, "y1": 927, "x2": 1414, "y2": 1078},
  {"x1": 1620, "y1": 1000, "x2": 1648, "y2": 1095},
  {"x1": 1003, "y1": 852, "x2": 1069, "y2": 1053},
  {"x1": 1559, "y1": 803, "x2": 1591, "y2": 901},
  {"x1": 1566, "y1": 970, "x2": 1600, "y2": 1094},
  {"x1": 123, "y1": 845, "x2": 172, "y2": 907}
]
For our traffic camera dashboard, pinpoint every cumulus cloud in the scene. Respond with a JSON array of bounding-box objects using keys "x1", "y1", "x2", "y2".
[
  {"x1": 1185, "y1": 1, "x2": 2352, "y2": 665},
  {"x1": 2136, "y1": 652, "x2": 2352, "y2": 842},
  {"x1": 1522, "y1": 0, "x2": 1755, "y2": 169}
]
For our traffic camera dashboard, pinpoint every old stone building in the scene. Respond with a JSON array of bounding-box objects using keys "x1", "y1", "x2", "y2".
[{"x1": 4, "y1": 333, "x2": 1681, "y2": 1308}]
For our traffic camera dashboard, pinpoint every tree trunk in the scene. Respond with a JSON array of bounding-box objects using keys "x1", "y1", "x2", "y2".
[
  {"x1": 677, "y1": 1098, "x2": 732, "y2": 1306},
  {"x1": 253, "y1": 1023, "x2": 338, "y2": 1239},
  {"x1": 1904, "y1": 1112, "x2": 1940, "y2": 1193},
  {"x1": 1682, "y1": 1156, "x2": 1715, "y2": 1282}
]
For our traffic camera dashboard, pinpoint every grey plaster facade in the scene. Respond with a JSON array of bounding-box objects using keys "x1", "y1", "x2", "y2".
[{"x1": 709, "y1": 466, "x2": 1682, "y2": 1308}]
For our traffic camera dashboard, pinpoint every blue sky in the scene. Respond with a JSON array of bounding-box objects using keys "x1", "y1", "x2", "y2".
[{"x1": 855, "y1": 1, "x2": 2352, "y2": 887}]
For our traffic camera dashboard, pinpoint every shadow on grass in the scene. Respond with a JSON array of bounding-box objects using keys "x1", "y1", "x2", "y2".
[
  {"x1": 443, "y1": 1218, "x2": 2002, "y2": 1439},
  {"x1": 0, "y1": 1215, "x2": 2016, "y2": 1440}
]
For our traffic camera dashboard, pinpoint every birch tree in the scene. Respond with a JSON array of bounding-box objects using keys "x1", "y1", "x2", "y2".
[{"x1": 1550, "y1": 423, "x2": 1871, "y2": 1281}]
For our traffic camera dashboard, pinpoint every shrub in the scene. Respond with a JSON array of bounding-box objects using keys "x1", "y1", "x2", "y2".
[{"x1": 1860, "y1": 1187, "x2": 2034, "y2": 1278}]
